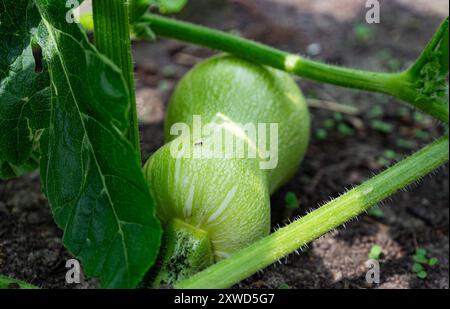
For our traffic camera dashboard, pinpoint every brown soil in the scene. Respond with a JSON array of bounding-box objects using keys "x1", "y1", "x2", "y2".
[{"x1": 1, "y1": 0, "x2": 448, "y2": 289}]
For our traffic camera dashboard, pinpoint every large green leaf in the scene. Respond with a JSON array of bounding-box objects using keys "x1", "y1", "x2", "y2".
[
  {"x1": 34, "y1": 0, "x2": 161, "y2": 288},
  {"x1": 0, "y1": 0, "x2": 50, "y2": 175}
]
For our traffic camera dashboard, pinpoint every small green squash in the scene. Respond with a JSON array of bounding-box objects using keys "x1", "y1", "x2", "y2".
[{"x1": 144, "y1": 55, "x2": 310, "y2": 285}]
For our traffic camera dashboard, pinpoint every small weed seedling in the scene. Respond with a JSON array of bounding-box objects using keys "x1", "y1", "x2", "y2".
[
  {"x1": 367, "y1": 205, "x2": 384, "y2": 219},
  {"x1": 277, "y1": 283, "x2": 290, "y2": 289},
  {"x1": 368, "y1": 105, "x2": 384, "y2": 119},
  {"x1": 377, "y1": 149, "x2": 401, "y2": 167},
  {"x1": 285, "y1": 192, "x2": 300, "y2": 210},
  {"x1": 369, "y1": 245, "x2": 383, "y2": 261},
  {"x1": 0, "y1": 276, "x2": 37, "y2": 289},
  {"x1": 316, "y1": 112, "x2": 356, "y2": 140},
  {"x1": 0, "y1": 1, "x2": 448, "y2": 288},
  {"x1": 371, "y1": 120, "x2": 394, "y2": 134},
  {"x1": 412, "y1": 248, "x2": 439, "y2": 280}
]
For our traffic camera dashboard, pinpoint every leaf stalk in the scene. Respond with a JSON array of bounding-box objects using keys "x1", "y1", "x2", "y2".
[
  {"x1": 176, "y1": 135, "x2": 449, "y2": 288},
  {"x1": 93, "y1": 0, "x2": 141, "y2": 161}
]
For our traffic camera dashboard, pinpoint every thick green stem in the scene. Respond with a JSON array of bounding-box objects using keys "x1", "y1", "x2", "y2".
[
  {"x1": 93, "y1": 0, "x2": 141, "y2": 161},
  {"x1": 140, "y1": 14, "x2": 449, "y2": 123},
  {"x1": 387, "y1": 72, "x2": 449, "y2": 123},
  {"x1": 176, "y1": 135, "x2": 449, "y2": 289}
]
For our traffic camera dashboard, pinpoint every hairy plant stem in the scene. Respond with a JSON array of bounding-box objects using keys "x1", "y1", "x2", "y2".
[
  {"x1": 140, "y1": 14, "x2": 449, "y2": 123},
  {"x1": 176, "y1": 135, "x2": 449, "y2": 288},
  {"x1": 93, "y1": 0, "x2": 141, "y2": 161}
]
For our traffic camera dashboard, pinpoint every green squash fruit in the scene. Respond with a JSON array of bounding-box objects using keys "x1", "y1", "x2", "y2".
[{"x1": 144, "y1": 55, "x2": 310, "y2": 285}]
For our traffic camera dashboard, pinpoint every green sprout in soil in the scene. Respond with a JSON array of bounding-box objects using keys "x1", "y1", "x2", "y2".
[
  {"x1": 413, "y1": 111, "x2": 427, "y2": 124},
  {"x1": 278, "y1": 283, "x2": 290, "y2": 289},
  {"x1": 412, "y1": 263, "x2": 424, "y2": 273},
  {"x1": 371, "y1": 120, "x2": 394, "y2": 134},
  {"x1": 368, "y1": 105, "x2": 385, "y2": 119},
  {"x1": 412, "y1": 248, "x2": 439, "y2": 280},
  {"x1": 428, "y1": 257, "x2": 439, "y2": 266},
  {"x1": 353, "y1": 23, "x2": 373, "y2": 42},
  {"x1": 396, "y1": 138, "x2": 417, "y2": 150},
  {"x1": 367, "y1": 205, "x2": 384, "y2": 219},
  {"x1": 323, "y1": 119, "x2": 335, "y2": 129},
  {"x1": 317, "y1": 113, "x2": 356, "y2": 138},
  {"x1": 337, "y1": 123, "x2": 355, "y2": 136},
  {"x1": 0, "y1": 276, "x2": 38, "y2": 289},
  {"x1": 333, "y1": 112, "x2": 344, "y2": 122},
  {"x1": 415, "y1": 130, "x2": 431, "y2": 141},
  {"x1": 377, "y1": 149, "x2": 401, "y2": 167},
  {"x1": 383, "y1": 150, "x2": 400, "y2": 161},
  {"x1": 315, "y1": 128, "x2": 328, "y2": 141},
  {"x1": 416, "y1": 270, "x2": 428, "y2": 280},
  {"x1": 285, "y1": 192, "x2": 300, "y2": 210}
]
